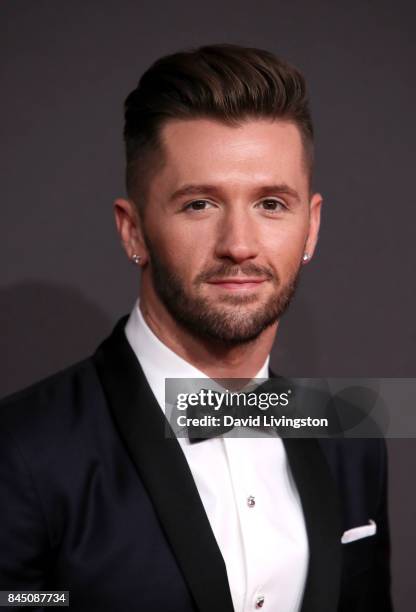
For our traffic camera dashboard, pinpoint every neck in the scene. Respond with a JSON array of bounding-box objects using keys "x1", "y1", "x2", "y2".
[{"x1": 139, "y1": 292, "x2": 278, "y2": 379}]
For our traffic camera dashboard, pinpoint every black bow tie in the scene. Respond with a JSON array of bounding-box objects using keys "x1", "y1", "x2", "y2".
[{"x1": 185, "y1": 378, "x2": 290, "y2": 443}]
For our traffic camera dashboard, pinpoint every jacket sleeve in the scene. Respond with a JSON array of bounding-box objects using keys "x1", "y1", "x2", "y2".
[
  {"x1": 372, "y1": 437, "x2": 393, "y2": 611},
  {"x1": 0, "y1": 425, "x2": 51, "y2": 604}
]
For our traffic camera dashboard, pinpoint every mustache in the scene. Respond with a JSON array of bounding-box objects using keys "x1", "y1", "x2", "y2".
[{"x1": 196, "y1": 262, "x2": 276, "y2": 283}]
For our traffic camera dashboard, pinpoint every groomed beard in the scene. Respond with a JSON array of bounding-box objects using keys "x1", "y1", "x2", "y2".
[{"x1": 145, "y1": 239, "x2": 302, "y2": 346}]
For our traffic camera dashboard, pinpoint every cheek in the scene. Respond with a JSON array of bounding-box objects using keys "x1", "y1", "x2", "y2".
[
  {"x1": 263, "y1": 220, "x2": 308, "y2": 260},
  {"x1": 150, "y1": 225, "x2": 206, "y2": 278}
]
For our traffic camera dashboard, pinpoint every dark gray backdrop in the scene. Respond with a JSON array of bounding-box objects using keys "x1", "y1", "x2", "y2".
[{"x1": 1, "y1": 1, "x2": 415, "y2": 609}]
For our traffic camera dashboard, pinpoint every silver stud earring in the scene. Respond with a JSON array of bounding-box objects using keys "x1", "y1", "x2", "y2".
[
  {"x1": 131, "y1": 254, "x2": 141, "y2": 265},
  {"x1": 302, "y1": 253, "x2": 310, "y2": 262}
]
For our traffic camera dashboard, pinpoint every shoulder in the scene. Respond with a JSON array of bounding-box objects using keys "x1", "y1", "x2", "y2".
[
  {"x1": 0, "y1": 356, "x2": 118, "y2": 523},
  {"x1": 0, "y1": 357, "x2": 106, "y2": 447},
  {"x1": 0, "y1": 357, "x2": 117, "y2": 555}
]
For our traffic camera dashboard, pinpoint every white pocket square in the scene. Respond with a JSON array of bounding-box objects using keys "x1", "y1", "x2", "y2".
[{"x1": 341, "y1": 519, "x2": 377, "y2": 544}]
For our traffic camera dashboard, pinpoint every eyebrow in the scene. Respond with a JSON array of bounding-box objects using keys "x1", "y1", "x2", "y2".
[{"x1": 169, "y1": 183, "x2": 301, "y2": 203}]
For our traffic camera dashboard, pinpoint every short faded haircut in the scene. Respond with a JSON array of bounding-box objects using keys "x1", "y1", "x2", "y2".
[{"x1": 123, "y1": 43, "x2": 314, "y2": 206}]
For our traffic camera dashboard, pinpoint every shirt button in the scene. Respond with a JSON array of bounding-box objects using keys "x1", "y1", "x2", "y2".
[
  {"x1": 255, "y1": 595, "x2": 265, "y2": 608},
  {"x1": 247, "y1": 495, "x2": 256, "y2": 507}
]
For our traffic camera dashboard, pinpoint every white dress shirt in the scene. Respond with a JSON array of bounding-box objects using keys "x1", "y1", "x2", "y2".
[{"x1": 125, "y1": 301, "x2": 308, "y2": 612}]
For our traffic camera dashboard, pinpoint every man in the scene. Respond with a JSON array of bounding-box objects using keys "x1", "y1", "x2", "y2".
[{"x1": 0, "y1": 44, "x2": 391, "y2": 611}]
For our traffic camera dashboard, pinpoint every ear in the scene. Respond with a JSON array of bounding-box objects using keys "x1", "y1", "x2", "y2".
[
  {"x1": 113, "y1": 198, "x2": 148, "y2": 264},
  {"x1": 304, "y1": 192, "x2": 323, "y2": 260}
]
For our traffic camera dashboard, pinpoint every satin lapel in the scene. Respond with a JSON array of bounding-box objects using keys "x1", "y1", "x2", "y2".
[
  {"x1": 269, "y1": 370, "x2": 342, "y2": 612},
  {"x1": 282, "y1": 438, "x2": 342, "y2": 612},
  {"x1": 93, "y1": 318, "x2": 234, "y2": 612}
]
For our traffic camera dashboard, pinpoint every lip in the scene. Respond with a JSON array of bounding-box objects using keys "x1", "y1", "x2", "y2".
[
  {"x1": 208, "y1": 277, "x2": 266, "y2": 283},
  {"x1": 207, "y1": 278, "x2": 267, "y2": 290}
]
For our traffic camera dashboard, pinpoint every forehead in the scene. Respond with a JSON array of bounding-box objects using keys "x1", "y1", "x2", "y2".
[{"x1": 156, "y1": 117, "x2": 308, "y2": 196}]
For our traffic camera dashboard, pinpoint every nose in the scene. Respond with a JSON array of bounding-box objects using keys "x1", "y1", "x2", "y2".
[{"x1": 214, "y1": 209, "x2": 259, "y2": 263}]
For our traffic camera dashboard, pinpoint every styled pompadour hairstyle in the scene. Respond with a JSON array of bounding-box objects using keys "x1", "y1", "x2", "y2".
[{"x1": 124, "y1": 43, "x2": 314, "y2": 204}]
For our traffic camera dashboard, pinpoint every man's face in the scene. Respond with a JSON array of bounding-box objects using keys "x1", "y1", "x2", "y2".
[{"x1": 136, "y1": 118, "x2": 321, "y2": 344}]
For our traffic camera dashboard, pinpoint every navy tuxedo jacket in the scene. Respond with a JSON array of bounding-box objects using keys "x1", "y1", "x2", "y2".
[{"x1": 0, "y1": 317, "x2": 392, "y2": 611}]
